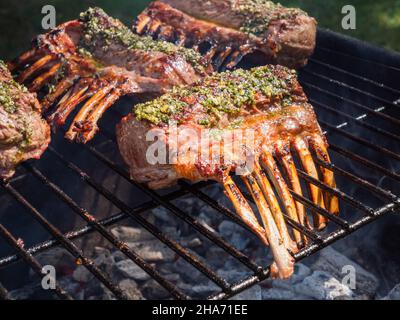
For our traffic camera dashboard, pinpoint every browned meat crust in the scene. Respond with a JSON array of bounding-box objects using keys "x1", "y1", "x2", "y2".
[
  {"x1": 10, "y1": 7, "x2": 210, "y2": 143},
  {"x1": 0, "y1": 61, "x2": 50, "y2": 179},
  {"x1": 134, "y1": 1, "x2": 317, "y2": 70}
]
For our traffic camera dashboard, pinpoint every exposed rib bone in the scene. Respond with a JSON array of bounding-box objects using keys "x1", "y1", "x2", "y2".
[
  {"x1": 48, "y1": 80, "x2": 92, "y2": 127},
  {"x1": 41, "y1": 75, "x2": 79, "y2": 111},
  {"x1": 76, "y1": 89, "x2": 121, "y2": 143},
  {"x1": 261, "y1": 149, "x2": 303, "y2": 245},
  {"x1": 64, "y1": 84, "x2": 114, "y2": 141},
  {"x1": 252, "y1": 162, "x2": 297, "y2": 251},
  {"x1": 277, "y1": 149, "x2": 311, "y2": 232},
  {"x1": 157, "y1": 25, "x2": 175, "y2": 42},
  {"x1": 223, "y1": 50, "x2": 245, "y2": 70},
  {"x1": 174, "y1": 31, "x2": 186, "y2": 46},
  {"x1": 293, "y1": 138, "x2": 327, "y2": 229},
  {"x1": 8, "y1": 48, "x2": 37, "y2": 72},
  {"x1": 221, "y1": 175, "x2": 268, "y2": 245},
  {"x1": 147, "y1": 19, "x2": 162, "y2": 37},
  {"x1": 135, "y1": 15, "x2": 151, "y2": 34},
  {"x1": 212, "y1": 47, "x2": 232, "y2": 71},
  {"x1": 243, "y1": 174, "x2": 294, "y2": 279},
  {"x1": 17, "y1": 55, "x2": 55, "y2": 83},
  {"x1": 29, "y1": 63, "x2": 61, "y2": 92},
  {"x1": 310, "y1": 135, "x2": 339, "y2": 216}
]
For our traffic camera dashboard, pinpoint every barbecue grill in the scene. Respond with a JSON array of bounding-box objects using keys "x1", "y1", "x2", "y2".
[{"x1": 0, "y1": 28, "x2": 399, "y2": 300}]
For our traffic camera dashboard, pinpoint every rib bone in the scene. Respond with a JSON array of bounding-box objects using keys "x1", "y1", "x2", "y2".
[
  {"x1": 221, "y1": 175, "x2": 269, "y2": 245},
  {"x1": 243, "y1": 174, "x2": 294, "y2": 279},
  {"x1": 261, "y1": 148, "x2": 303, "y2": 245},
  {"x1": 293, "y1": 137, "x2": 327, "y2": 229},
  {"x1": 310, "y1": 135, "x2": 339, "y2": 216},
  {"x1": 252, "y1": 162, "x2": 297, "y2": 252}
]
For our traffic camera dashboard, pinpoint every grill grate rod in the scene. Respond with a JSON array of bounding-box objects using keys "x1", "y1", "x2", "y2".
[
  {"x1": 47, "y1": 144, "x2": 240, "y2": 296},
  {"x1": 288, "y1": 192, "x2": 350, "y2": 229},
  {"x1": 0, "y1": 185, "x2": 207, "y2": 267},
  {"x1": 0, "y1": 223, "x2": 73, "y2": 300},
  {"x1": 26, "y1": 163, "x2": 235, "y2": 294},
  {"x1": 303, "y1": 82, "x2": 400, "y2": 126},
  {"x1": 311, "y1": 99, "x2": 400, "y2": 143},
  {"x1": 296, "y1": 169, "x2": 375, "y2": 216},
  {"x1": 320, "y1": 120, "x2": 400, "y2": 161},
  {"x1": 316, "y1": 46, "x2": 400, "y2": 73},
  {"x1": 314, "y1": 157, "x2": 397, "y2": 201},
  {"x1": 303, "y1": 69, "x2": 400, "y2": 109},
  {"x1": 25, "y1": 163, "x2": 197, "y2": 298},
  {"x1": 83, "y1": 138, "x2": 262, "y2": 273},
  {"x1": 178, "y1": 181, "x2": 259, "y2": 235},
  {"x1": 308, "y1": 58, "x2": 400, "y2": 96},
  {"x1": 0, "y1": 182, "x2": 130, "y2": 300},
  {"x1": 329, "y1": 144, "x2": 400, "y2": 182},
  {"x1": 208, "y1": 200, "x2": 399, "y2": 300},
  {"x1": 239, "y1": 189, "x2": 323, "y2": 244}
]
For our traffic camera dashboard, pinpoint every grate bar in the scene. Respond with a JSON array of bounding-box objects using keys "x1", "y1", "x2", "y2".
[
  {"x1": 0, "y1": 223, "x2": 73, "y2": 300},
  {"x1": 289, "y1": 191, "x2": 350, "y2": 229},
  {"x1": 308, "y1": 58, "x2": 400, "y2": 96},
  {"x1": 311, "y1": 99, "x2": 400, "y2": 143},
  {"x1": 208, "y1": 200, "x2": 399, "y2": 300},
  {"x1": 296, "y1": 169, "x2": 374, "y2": 216},
  {"x1": 303, "y1": 82, "x2": 400, "y2": 127},
  {"x1": 329, "y1": 144, "x2": 400, "y2": 182},
  {"x1": 315, "y1": 157, "x2": 397, "y2": 201},
  {"x1": 83, "y1": 141, "x2": 262, "y2": 274},
  {"x1": 316, "y1": 46, "x2": 400, "y2": 72},
  {"x1": 321, "y1": 121, "x2": 400, "y2": 161},
  {"x1": 303, "y1": 69, "x2": 400, "y2": 109},
  {"x1": 0, "y1": 182, "x2": 130, "y2": 300},
  {"x1": 25, "y1": 163, "x2": 198, "y2": 298},
  {"x1": 240, "y1": 189, "x2": 322, "y2": 244},
  {"x1": 178, "y1": 181, "x2": 263, "y2": 243},
  {"x1": 0, "y1": 186, "x2": 202, "y2": 267}
]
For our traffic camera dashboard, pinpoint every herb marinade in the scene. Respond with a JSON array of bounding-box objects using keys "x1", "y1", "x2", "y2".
[
  {"x1": 0, "y1": 60, "x2": 33, "y2": 155},
  {"x1": 231, "y1": 0, "x2": 307, "y2": 36},
  {"x1": 135, "y1": 65, "x2": 299, "y2": 127},
  {"x1": 79, "y1": 8, "x2": 205, "y2": 73},
  {"x1": 0, "y1": 61, "x2": 28, "y2": 114}
]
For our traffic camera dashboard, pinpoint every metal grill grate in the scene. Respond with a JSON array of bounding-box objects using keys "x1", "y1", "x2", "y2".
[{"x1": 0, "y1": 29, "x2": 399, "y2": 300}]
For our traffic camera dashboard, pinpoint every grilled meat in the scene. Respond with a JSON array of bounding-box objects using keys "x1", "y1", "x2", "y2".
[
  {"x1": 0, "y1": 61, "x2": 50, "y2": 179},
  {"x1": 10, "y1": 7, "x2": 210, "y2": 143},
  {"x1": 135, "y1": 0, "x2": 317, "y2": 70},
  {"x1": 116, "y1": 65, "x2": 339, "y2": 279}
]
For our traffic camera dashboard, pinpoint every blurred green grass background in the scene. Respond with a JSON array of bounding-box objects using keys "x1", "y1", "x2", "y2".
[{"x1": 0, "y1": 0, "x2": 399, "y2": 60}]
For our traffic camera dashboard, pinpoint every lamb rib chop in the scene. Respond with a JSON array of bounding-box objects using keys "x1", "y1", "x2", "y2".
[
  {"x1": 0, "y1": 61, "x2": 50, "y2": 179},
  {"x1": 116, "y1": 65, "x2": 339, "y2": 279},
  {"x1": 134, "y1": 0, "x2": 317, "y2": 70},
  {"x1": 9, "y1": 7, "x2": 210, "y2": 144}
]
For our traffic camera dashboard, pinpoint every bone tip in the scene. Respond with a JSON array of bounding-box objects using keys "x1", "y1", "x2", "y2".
[{"x1": 270, "y1": 261, "x2": 295, "y2": 280}]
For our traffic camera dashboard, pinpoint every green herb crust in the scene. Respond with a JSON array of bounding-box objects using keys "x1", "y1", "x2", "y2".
[
  {"x1": 0, "y1": 60, "x2": 28, "y2": 114},
  {"x1": 79, "y1": 7, "x2": 205, "y2": 73},
  {"x1": 135, "y1": 65, "x2": 300, "y2": 127},
  {"x1": 0, "y1": 60, "x2": 38, "y2": 157},
  {"x1": 231, "y1": 0, "x2": 308, "y2": 36}
]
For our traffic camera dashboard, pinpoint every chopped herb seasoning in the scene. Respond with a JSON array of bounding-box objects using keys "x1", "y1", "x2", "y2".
[
  {"x1": 135, "y1": 65, "x2": 298, "y2": 127},
  {"x1": 0, "y1": 60, "x2": 27, "y2": 114},
  {"x1": 230, "y1": 0, "x2": 307, "y2": 36},
  {"x1": 79, "y1": 8, "x2": 205, "y2": 73}
]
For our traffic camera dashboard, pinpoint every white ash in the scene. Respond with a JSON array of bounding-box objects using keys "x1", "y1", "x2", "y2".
[{"x1": 381, "y1": 284, "x2": 400, "y2": 300}]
